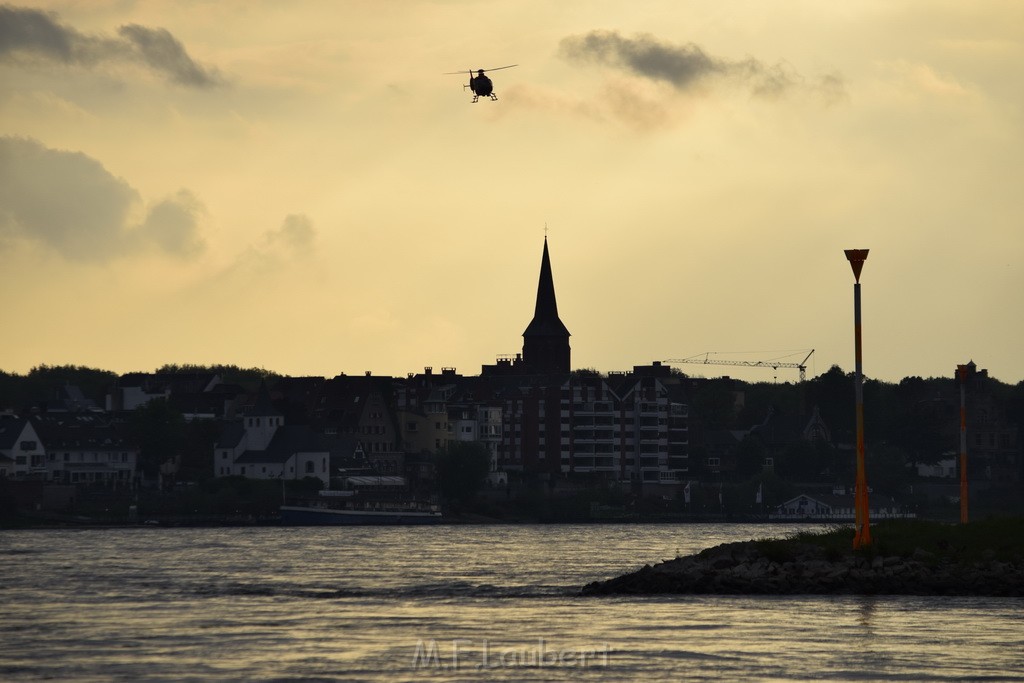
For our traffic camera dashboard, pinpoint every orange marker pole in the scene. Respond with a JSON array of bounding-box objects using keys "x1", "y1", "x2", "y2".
[
  {"x1": 958, "y1": 364, "x2": 969, "y2": 524},
  {"x1": 845, "y1": 249, "x2": 871, "y2": 548}
]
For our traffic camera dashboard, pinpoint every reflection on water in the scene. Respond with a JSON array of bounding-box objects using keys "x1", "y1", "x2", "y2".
[
  {"x1": 1, "y1": 524, "x2": 1022, "y2": 681},
  {"x1": 858, "y1": 595, "x2": 877, "y2": 630}
]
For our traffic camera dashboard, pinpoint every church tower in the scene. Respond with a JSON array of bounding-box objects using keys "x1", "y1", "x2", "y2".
[{"x1": 522, "y1": 237, "x2": 571, "y2": 374}]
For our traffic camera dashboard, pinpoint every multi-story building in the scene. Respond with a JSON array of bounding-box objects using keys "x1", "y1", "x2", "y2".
[
  {"x1": 0, "y1": 414, "x2": 138, "y2": 485},
  {"x1": 35, "y1": 415, "x2": 138, "y2": 486}
]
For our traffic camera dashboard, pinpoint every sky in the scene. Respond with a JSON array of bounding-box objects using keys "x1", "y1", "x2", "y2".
[{"x1": 2, "y1": 1, "x2": 1022, "y2": 384}]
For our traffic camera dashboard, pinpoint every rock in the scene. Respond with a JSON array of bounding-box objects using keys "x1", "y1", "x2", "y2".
[
  {"x1": 579, "y1": 531, "x2": 1024, "y2": 597},
  {"x1": 912, "y1": 547, "x2": 936, "y2": 562}
]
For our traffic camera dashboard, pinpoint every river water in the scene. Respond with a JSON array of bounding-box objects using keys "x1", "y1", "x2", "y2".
[{"x1": 1, "y1": 523, "x2": 1022, "y2": 681}]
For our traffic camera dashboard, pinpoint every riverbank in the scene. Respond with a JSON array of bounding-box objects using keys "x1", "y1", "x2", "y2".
[{"x1": 581, "y1": 518, "x2": 1024, "y2": 597}]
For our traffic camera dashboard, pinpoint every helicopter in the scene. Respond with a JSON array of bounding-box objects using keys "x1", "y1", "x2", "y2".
[{"x1": 444, "y1": 65, "x2": 517, "y2": 102}]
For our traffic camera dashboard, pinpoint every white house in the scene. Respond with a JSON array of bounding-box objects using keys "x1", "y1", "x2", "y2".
[
  {"x1": 214, "y1": 383, "x2": 332, "y2": 486},
  {"x1": 34, "y1": 415, "x2": 138, "y2": 486},
  {"x1": 0, "y1": 417, "x2": 46, "y2": 479},
  {"x1": 773, "y1": 493, "x2": 915, "y2": 520},
  {"x1": 0, "y1": 415, "x2": 137, "y2": 485}
]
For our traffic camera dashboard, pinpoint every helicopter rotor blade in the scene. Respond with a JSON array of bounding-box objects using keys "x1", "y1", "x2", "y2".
[{"x1": 443, "y1": 64, "x2": 518, "y2": 75}]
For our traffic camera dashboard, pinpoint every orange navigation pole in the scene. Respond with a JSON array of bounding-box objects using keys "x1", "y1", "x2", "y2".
[
  {"x1": 845, "y1": 249, "x2": 871, "y2": 548},
  {"x1": 957, "y1": 364, "x2": 969, "y2": 524}
]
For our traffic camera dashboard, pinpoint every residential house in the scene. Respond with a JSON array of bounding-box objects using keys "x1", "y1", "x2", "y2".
[
  {"x1": 773, "y1": 492, "x2": 914, "y2": 520},
  {"x1": 0, "y1": 416, "x2": 45, "y2": 479},
  {"x1": 214, "y1": 383, "x2": 334, "y2": 486},
  {"x1": 33, "y1": 415, "x2": 138, "y2": 486}
]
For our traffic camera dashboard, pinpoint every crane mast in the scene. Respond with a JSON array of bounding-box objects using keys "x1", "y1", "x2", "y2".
[{"x1": 663, "y1": 350, "x2": 815, "y2": 382}]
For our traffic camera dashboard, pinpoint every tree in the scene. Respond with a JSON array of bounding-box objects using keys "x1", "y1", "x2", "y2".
[
  {"x1": 868, "y1": 444, "x2": 913, "y2": 496},
  {"x1": 435, "y1": 441, "x2": 491, "y2": 506},
  {"x1": 805, "y1": 365, "x2": 854, "y2": 442},
  {"x1": 691, "y1": 379, "x2": 741, "y2": 431},
  {"x1": 127, "y1": 398, "x2": 187, "y2": 480}
]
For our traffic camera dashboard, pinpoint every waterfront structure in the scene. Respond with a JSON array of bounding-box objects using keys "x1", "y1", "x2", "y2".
[{"x1": 772, "y1": 493, "x2": 915, "y2": 520}]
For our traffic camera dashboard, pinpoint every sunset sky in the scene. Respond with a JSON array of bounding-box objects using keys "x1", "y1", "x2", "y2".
[{"x1": 2, "y1": 1, "x2": 1022, "y2": 383}]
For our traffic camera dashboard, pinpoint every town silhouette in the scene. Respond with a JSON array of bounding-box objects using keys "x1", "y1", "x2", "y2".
[{"x1": 2, "y1": 238, "x2": 1022, "y2": 524}]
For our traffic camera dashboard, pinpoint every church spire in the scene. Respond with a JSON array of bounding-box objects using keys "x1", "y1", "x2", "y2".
[{"x1": 522, "y1": 237, "x2": 571, "y2": 374}]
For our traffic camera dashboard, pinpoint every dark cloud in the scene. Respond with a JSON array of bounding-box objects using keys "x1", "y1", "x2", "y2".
[
  {"x1": 137, "y1": 190, "x2": 205, "y2": 258},
  {"x1": 0, "y1": 4, "x2": 223, "y2": 87},
  {"x1": 560, "y1": 30, "x2": 841, "y2": 99},
  {"x1": 0, "y1": 136, "x2": 205, "y2": 262},
  {"x1": 117, "y1": 24, "x2": 221, "y2": 88},
  {"x1": 560, "y1": 31, "x2": 725, "y2": 89},
  {"x1": 266, "y1": 214, "x2": 316, "y2": 254}
]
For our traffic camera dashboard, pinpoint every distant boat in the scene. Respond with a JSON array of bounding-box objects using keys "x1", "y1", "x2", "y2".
[{"x1": 280, "y1": 482, "x2": 442, "y2": 526}]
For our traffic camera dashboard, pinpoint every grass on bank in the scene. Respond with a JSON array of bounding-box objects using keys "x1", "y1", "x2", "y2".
[{"x1": 752, "y1": 518, "x2": 1024, "y2": 565}]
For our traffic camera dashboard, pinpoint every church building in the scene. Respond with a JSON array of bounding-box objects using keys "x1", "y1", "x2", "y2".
[{"x1": 483, "y1": 237, "x2": 571, "y2": 377}]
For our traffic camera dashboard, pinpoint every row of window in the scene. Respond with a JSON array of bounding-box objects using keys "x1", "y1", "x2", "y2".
[
  {"x1": 247, "y1": 417, "x2": 283, "y2": 429},
  {"x1": 47, "y1": 452, "x2": 132, "y2": 463}
]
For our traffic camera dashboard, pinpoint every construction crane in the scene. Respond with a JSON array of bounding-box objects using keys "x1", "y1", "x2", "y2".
[{"x1": 663, "y1": 349, "x2": 815, "y2": 382}]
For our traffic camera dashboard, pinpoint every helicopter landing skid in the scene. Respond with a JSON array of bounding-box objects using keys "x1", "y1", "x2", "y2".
[{"x1": 470, "y1": 93, "x2": 499, "y2": 103}]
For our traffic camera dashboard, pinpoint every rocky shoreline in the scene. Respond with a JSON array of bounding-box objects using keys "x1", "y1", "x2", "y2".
[{"x1": 581, "y1": 539, "x2": 1024, "y2": 597}]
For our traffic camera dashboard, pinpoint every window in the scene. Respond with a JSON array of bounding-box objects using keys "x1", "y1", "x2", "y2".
[
  {"x1": 706, "y1": 457, "x2": 721, "y2": 467},
  {"x1": 20, "y1": 441, "x2": 36, "y2": 451},
  {"x1": 305, "y1": 461, "x2": 314, "y2": 473}
]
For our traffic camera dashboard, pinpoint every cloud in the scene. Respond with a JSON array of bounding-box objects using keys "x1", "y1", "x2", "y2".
[
  {"x1": 0, "y1": 136, "x2": 205, "y2": 261},
  {"x1": 137, "y1": 190, "x2": 206, "y2": 258},
  {"x1": 0, "y1": 4, "x2": 223, "y2": 87},
  {"x1": 559, "y1": 30, "x2": 844, "y2": 100},
  {"x1": 265, "y1": 214, "x2": 316, "y2": 255},
  {"x1": 214, "y1": 214, "x2": 317, "y2": 279}
]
